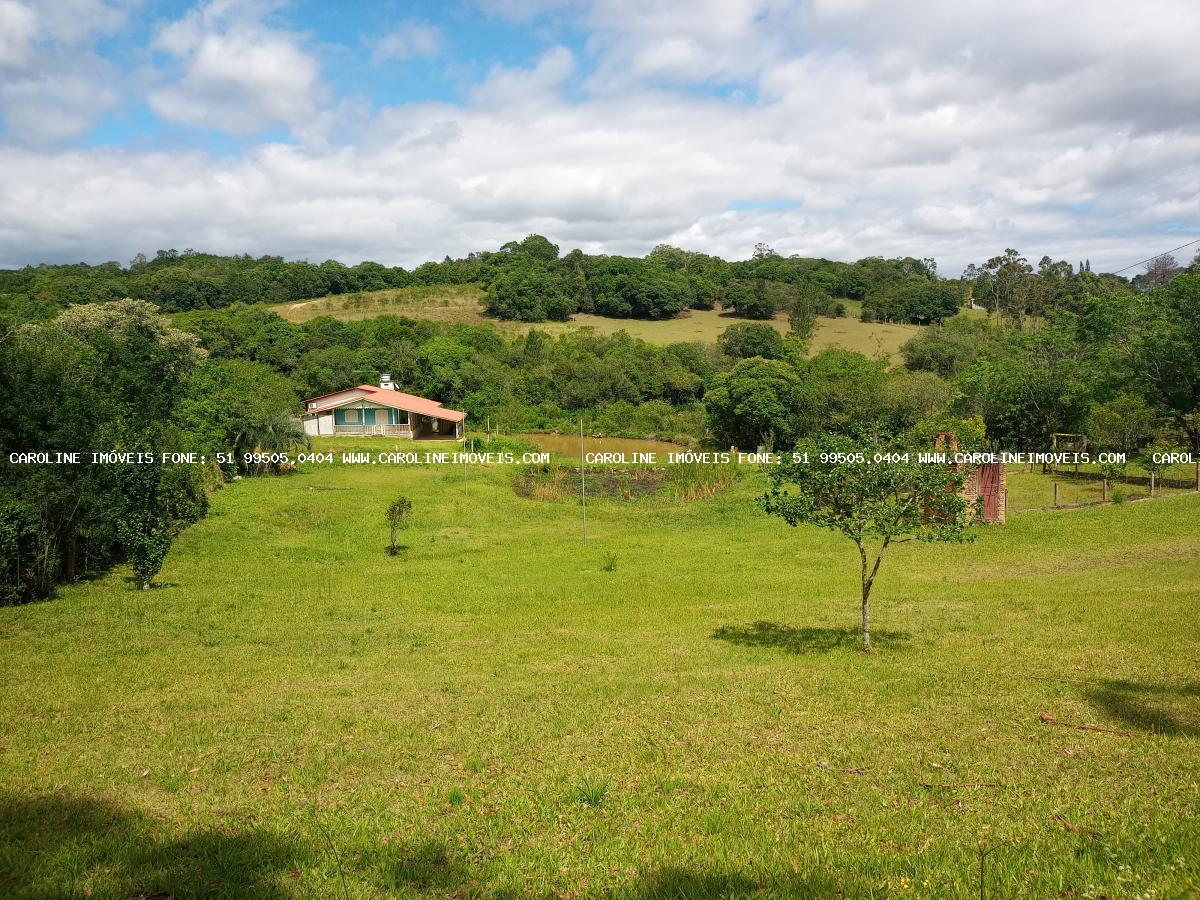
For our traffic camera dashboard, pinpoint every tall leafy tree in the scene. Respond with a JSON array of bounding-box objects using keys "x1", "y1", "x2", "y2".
[
  {"x1": 965, "y1": 249, "x2": 1035, "y2": 327},
  {"x1": 704, "y1": 357, "x2": 804, "y2": 450},
  {"x1": 0, "y1": 300, "x2": 206, "y2": 602},
  {"x1": 1131, "y1": 275, "x2": 1200, "y2": 450}
]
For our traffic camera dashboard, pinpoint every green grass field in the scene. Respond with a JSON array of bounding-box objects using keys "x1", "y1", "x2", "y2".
[
  {"x1": 270, "y1": 286, "x2": 922, "y2": 358},
  {"x1": 2, "y1": 446, "x2": 1198, "y2": 898},
  {"x1": 1006, "y1": 461, "x2": 1199, "y2": 512}
]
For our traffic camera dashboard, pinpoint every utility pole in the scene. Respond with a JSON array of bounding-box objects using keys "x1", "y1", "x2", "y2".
[{"x1": 580, "y1": 417, "x2": 587, "y2": 542}]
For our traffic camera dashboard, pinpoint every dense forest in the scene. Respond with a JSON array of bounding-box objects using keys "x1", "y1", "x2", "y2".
[
  {"x1": 2, "y1": 236, "x2": 1168, "y2": 330},
  {"x1": 2, "y1": 238, "x2": 1198, "y2": 605}
]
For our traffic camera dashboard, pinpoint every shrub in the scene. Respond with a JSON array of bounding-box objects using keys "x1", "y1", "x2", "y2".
[
  {"x1": 463, "y1": 434, "x2": 539, "y2": 456},
  {"x1": 718, "y1": 322, "x2": 785, "y2": 359},
  {"x1": 386, "y1": 495, "x2": 413, "y2": 555},
  {"x1": 118, "y1": 515, "x2": 173, "y2": 591}
]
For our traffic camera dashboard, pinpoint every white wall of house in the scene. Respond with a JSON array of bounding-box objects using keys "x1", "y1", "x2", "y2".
[{"x1": 303, "y1": 412, "x2": 334, "y2": 436}]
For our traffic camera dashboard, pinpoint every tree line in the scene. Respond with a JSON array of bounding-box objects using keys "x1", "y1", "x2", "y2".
[
  {"x1": 1, "y1": 237, "x2": 1089, "y2": 329},
  {"x1": 7, "y1": 238, "x2": 1192, "y2": 334}
]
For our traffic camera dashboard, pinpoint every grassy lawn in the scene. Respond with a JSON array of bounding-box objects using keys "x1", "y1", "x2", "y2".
[
  {"x1": 269, "y1": 286, "x2": 922, "y2": 358},
  {"x1": 1, "y1": 449, "x2": 1198, "y2": 898}
]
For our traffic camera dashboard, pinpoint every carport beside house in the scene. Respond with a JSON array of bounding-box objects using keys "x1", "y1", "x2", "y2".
[{"x1": 301, "y1": 377, "x2": 466, "y2": 439}]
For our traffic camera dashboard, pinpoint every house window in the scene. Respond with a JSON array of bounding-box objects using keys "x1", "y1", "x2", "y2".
[
  {"x1": 387, "y1": 409, "x2": 404, "y2": 426},
  {"x1": 334, "y1": 408, "x2": 360, "y2": 425}
]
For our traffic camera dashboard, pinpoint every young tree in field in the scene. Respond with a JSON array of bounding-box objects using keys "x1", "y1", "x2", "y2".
[
  {"x1": 787, "y1": 287, "x2": 818, "y2": 345},
  {"x1": 1140, "y1": 442, "x2": 1181, "y2": 493},
  {"x1": 386, "y1": 496, "x2": 413, "y2": 556},
  {"x1": 760, "y1": 434, "x2": 977, "y2": 652},
  {"x1": 115, "y1": 457, "x2": 201, "y2": 591}
]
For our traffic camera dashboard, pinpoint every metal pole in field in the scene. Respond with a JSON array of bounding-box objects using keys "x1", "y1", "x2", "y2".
[{"x1": 580, "y1": 416, "x2": 587, "y2": 543}]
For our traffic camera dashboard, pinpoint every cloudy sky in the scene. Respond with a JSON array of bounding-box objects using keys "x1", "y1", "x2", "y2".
[{"x1": 1, "y1": 0, "x2": 1198, "y2": 274}]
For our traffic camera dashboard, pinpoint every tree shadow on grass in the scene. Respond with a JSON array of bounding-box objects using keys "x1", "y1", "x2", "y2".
[
  {"x1": 712, "y1": 620, "x2": 910, "y2": 654},
  {"x1": 619, "y1": 865, "x2": 847, "y2": 898},
  {"x1": 0, "y1": 794, "x2": 303, "y2": 899},
  {"x1": 1082, "y1": 679, "x2": 1200, "y2": 737},
  {"x1": 121, "y1": 576, "x2": 179, "y2": 590},
  {"x1": 387, "y1": 839, "x2": 476, "y2": 892},
  {"x1": 383, "y1": 854, "x2": 852, "y2": 898}
]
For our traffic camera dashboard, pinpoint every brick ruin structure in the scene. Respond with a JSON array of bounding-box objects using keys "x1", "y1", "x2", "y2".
[{"x1": 934, "y1": 432, "x2": 1007, "y2": 524}]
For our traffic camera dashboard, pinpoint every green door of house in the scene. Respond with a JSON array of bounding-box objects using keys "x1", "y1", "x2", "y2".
[{"x1": 362, "y1": 409, "x2": 377, "y2": 426}]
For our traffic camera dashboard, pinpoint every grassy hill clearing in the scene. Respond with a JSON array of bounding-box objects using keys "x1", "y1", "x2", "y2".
[{"x1": 269, "y1": 286, "x2": 923, "y2": 357}]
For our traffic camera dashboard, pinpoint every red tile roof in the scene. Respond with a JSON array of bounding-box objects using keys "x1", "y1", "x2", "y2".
[{"x1": 305, "y1": 385, "x2": 466, "y2": 422}]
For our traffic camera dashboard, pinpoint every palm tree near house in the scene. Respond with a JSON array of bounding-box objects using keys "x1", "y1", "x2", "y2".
[{"x1": 233, "y1": 413, "x2": 311, "y2": 474}]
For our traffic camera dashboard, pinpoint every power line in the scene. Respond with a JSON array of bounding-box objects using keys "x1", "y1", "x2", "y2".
[{"x1": 1109, "y1": 237, "x2": 1200, "y2": 276}]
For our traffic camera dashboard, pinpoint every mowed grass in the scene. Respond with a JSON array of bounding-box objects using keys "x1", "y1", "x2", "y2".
[
  {"x1": 1, "y1": 449, "x2": 1199, "y2": 898},
  {"x1": 270, "y1": 286, "x2": 922, "y2": 358}
]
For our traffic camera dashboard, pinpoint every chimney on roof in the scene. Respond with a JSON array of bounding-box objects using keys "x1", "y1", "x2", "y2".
[{"x1": 379, "y1": 374, "x2": 395, "y2": 391}]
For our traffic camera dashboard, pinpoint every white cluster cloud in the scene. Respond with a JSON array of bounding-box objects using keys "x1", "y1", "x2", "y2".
[
  {"x1": 0, "y1": 0, "x2": 129, "y2": 145},
  {"x1": 149, "y1": 0, "x2": 321, "y2": 135},
  {"x1": 1, "y1": 0, "x2": 1199, "y2": 274}
]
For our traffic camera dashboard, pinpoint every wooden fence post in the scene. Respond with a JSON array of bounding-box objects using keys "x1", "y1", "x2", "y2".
[
  {"x1": 1102, "y1": 478, "x2": 1108, "y2": 502},
  {"x1": 1149, "y1": 472, "x2": 1155, "y2": 497},
  {"x1": 1053, "y1": 482, "x2": 1060, "y2": 508}
]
